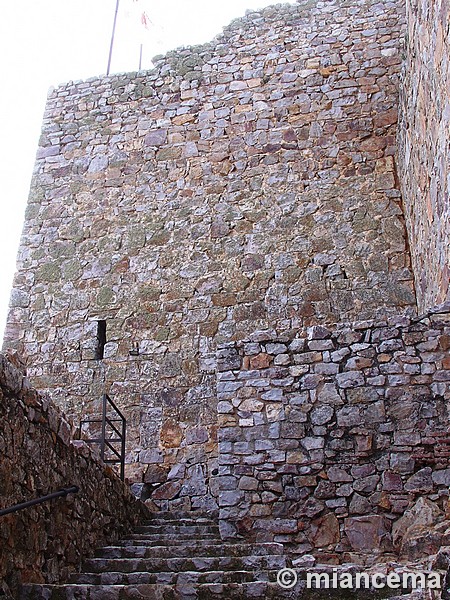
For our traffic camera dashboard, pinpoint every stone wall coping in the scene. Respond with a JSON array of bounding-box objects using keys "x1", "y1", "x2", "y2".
[
  {"x1": 217, "y1": 302, "x2": 450, "y2": 350},
  {"x1": 42, "y1": 0, "x2": 403, "y2": 99}
]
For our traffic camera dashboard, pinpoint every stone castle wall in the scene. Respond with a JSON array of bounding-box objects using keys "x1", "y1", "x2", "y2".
[
  {"x1": 3, "y1": 0, "x2": 416, "y2": 506},
  {"x1": 398, "y1": 0, "x2": 450, "y2": 312},
  {"x1": 0, "y1": 353, "x2": 148, "y2": 597},
  {"x1": 217, "y1": 304, "x2": 450, "y2": 560}
]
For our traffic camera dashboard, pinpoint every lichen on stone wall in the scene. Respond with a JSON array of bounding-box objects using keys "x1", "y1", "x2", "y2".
[{"x1": 3, "y1": 0, "x2": 417, "y2": 506}]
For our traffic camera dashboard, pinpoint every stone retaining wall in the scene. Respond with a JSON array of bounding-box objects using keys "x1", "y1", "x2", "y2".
[
  {"x1": 398, "y1": 0, "x2": 450, "y2": 311},
  {"x1": 217, "y1": 303, "x2": 450, "y2": 562},
  {"x1": 0, "y1": 353, "x2": 148, "y2": 597},
  {"x1": 3, "y1": 0, "x2": 416, "y2": 508}
]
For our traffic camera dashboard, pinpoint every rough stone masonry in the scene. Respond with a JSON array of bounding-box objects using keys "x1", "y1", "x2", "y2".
[
  {"x1": 217, "y1": 303, "x2": 450, "y2": 561},
  {"x1": 0, "y1": 353, "x2": 148, "y2": 596},
  {"x1": 398, "y1": 0, "x2": 450, "y2": 313},
  {"x1": 3, "y1": 0, "x2": 421, "y2": 510}
]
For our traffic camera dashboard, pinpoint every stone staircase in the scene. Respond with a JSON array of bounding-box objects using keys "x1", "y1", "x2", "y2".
[
  {"x1": 19, "y1": 511, "x2": 429, "y2": 599},
  {"x1": 20, "y1": 511, "x2": 292, "y2": 599}
]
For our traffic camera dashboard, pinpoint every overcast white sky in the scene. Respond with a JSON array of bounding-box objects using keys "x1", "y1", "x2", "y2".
[{"x1": 0, "y1": 0, "x2": 296, "y2": 341}]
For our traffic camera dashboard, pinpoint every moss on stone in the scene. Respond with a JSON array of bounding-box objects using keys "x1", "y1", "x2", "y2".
[
  {"x1": 147, "y1": 230, "x2": 170, "y2": 246},
  {"x1": 125, "y1": 226, "x2": 146, "y2": 249},
  {"x1": 96, "y1": 287, "x2": 115, "y2": 307},
  {"x1": 61, "y1": 260, "x2": 82, "y2": 281},
  {"x1": 138, "y1": 284, "x2": 161, "y2": 302},
  {"x1": 155, "y1": 328, "x2": 170, "y2": 342},
  {"x1": 36, "y1": 262, "x2": 61, "y2": 283},
  {"x1": 28, "y1": 187, "x2": 45, "y2": 205}
]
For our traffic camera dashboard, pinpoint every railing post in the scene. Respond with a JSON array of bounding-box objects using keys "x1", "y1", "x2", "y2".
[
  {"x1": 121, "y1": 417, "x2": 126, "y2": 482},
  {"x1": 100, "y1": 393, "x2": 107, "y2": 464}
]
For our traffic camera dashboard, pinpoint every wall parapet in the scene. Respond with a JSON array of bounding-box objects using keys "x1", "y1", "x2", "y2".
[
  {"x1": 0, "y1": 353, "x2": 149, "y2": 597},
  {"x1": 217, "y1": 302, "x2": 450, "y2": 562}
]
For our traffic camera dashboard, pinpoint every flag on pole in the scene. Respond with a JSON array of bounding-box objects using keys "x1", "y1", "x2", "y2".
[
  {"x1": 131, "y1": 0, "x2": 153, "y2": 39},
  {"x1": 107, "y1": 0, "x2": 158, "y2": 75},
  {"x1": 129, "y1": 0, "x2": 153, "y2": 69}
]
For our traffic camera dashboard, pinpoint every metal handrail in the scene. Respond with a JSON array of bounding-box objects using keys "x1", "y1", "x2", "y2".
[
  {"x1": 79, "y1": 394, "x2": 126, "y2": 481},
  {"x1": 0, "y1": 486, "x2": 79, "y2": 517}
]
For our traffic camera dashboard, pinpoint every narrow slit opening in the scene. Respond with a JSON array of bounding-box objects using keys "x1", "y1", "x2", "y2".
[{"x1": 95, "y1": 320, "x2": 107, "y2": 360}]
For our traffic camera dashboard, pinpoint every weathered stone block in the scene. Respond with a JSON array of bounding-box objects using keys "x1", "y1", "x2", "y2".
[
  {"x1": 152, "y1": 480, "x2": 182, "y2": 500},
  {"x1": 249, "y1": 353, "x2": 272, "y2": 370},
  {"x1": 432, "y1": 469, "x2": 450, "y2": 486},
  {"x1": 392, "y1": 497, "x2": 442, "y2": 551},
  {"x1": 328, "y1": 467, "x2": 353, "y2": 483},
  {"x1": 144, "y1": 129, "x2": 167, "y2": 146},
  {"x1": 336, "y1": 371, "x2": 365, "y2": 389},
  {"x1": 349, "y1": 493, "x2": 372, "y2": 515},
  {"x1": 353, "y1": 475, "x2": 379, "y2": 494},
  {"x1": 344, "y1": 515, "x2": 392, "y2": 552},
  {"x1": 266, "y1": 343, "x2": 288, "y2": 355},
  {"x1": 289, "y1": 339, "x2": 306, "y2": 353},
  {"x1": 390, "y1": 453, "x2": 415, "y2": 474},
  {"x1": 294, "y1": 498, "x2": 325, "y2": 518},
  {"x1": 160, "y1": 419, "x2": 183, "y2": 448},
  {"x1": 238, "y1": 476, "x2": 258, "y2": 491},
  {"x1": 404, "y1": 467, "x2": 433, "y2": 492},
  {"x1": 301, "y1": 436, "x2": 325, "y2": 451},
  {"x1": 186, "y1": 427, "x2": 209, "y2": 445},
  {"x1": 140, "y1": 449, "x2": 164, "y2": 464},
  {"x1": 336, "y1": 406, "x2": 361, "y2": 427},
  {"x1": 309, "y1": 513, "x2": 340, "y2": 547},
  {"x1": 314, "y1": 480, "x2": 336, "y2": 499},
  {"x1": 336, "y1": 484, "x2": 353, "y2": 497},
  {"x1": 307, "y1": 326, "x2": 332, "y2": 340},
  {"x1": 311, "y1": 405, "x2": 334, "y2": 425}
]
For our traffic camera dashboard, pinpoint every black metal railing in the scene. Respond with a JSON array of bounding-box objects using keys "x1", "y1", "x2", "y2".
[
  {"x1": 0, "y1": 486, "x2": 79, "y2": 517},
  {"x1": 79, "y1": 394, "x2": 126, "y2": 481}
]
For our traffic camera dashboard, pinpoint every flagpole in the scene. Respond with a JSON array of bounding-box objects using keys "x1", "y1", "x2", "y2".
[
  {"x1": 139, "y1": 43, "x2": 143, "y2": 70},
  {"x1": 107, "y1": 0, "x2": 120, "y2": 76}
]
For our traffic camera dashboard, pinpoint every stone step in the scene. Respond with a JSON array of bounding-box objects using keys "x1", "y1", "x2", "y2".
[
  {"x1": 21, "y1": 582, "x2": 294, "y2": 600},
  {"x1": 21, "y1": 512, "x2": 292, "y2": 600},
  {"x1": 145, "y1": 518, "x2": 217, "y2": 527},
  {"x1": 118, "y1": 534, "x2": 221, "y2": 546},
  {"x1": 69, "y1": 568, "x2": 279, "y2": 585},
  {"x1": 21, "y1": 580, "x2": 411, "y2": 599},
  {"x1": 122, "y1": 533, "x2": 221, "y2": 544},
  {"x1": 147, "y1": 511, "x2": 218, "y2": 522},
  {"x1": 21, "y1": 584, "x2": 175, "y2": 600},
  {"x1": 134, "y1": 524, "x2": 220, "y2": 535},
  {"x1": 82, "y1": 554, "x2": 287, "y2": 574},
  {"x1": 145, "y1": 520, "x2": 217, "y2": 529},
  {"x1": 191, "y1": 582, "x2": 413, "y2": 599},
  {"x1": 95, "y1": 542, "x2": 284, "y2": 559}
]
